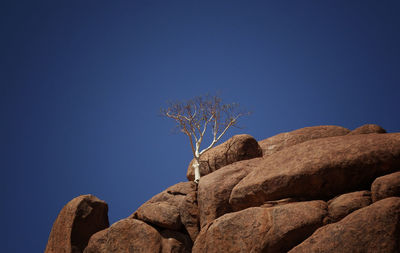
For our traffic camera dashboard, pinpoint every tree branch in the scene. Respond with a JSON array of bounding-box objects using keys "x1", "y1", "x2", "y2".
[{"x1": 162, "y1": 95, "x2": 249, "y2": 182}]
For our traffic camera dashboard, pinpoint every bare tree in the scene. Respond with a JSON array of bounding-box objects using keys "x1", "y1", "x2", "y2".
[{"x1": 161, "y1": 94, "x2": 248, "y2": 183}]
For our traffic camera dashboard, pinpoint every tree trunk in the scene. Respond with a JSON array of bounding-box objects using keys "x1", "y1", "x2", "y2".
[{"x1": 193, "y1": 158, "x2": 201, "y2": 183}]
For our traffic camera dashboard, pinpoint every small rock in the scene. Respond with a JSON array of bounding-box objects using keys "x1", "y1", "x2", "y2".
[
  {"x1": 348, "y1": 124, "x2": 387, "y2": 135},
  {"x1": 371, "y1": 171, "x2": 400, "y2": 202},
  {"x1": 324, "y1": 191, "x2": 371, "y2": 224}
]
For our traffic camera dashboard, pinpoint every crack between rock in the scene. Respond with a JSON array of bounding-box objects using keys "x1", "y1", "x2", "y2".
[{"x1": 167, "y1": 191, "x2": 187, "y2": 196}]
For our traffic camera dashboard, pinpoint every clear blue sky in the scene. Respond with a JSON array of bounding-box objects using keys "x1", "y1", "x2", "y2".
[{"x1": 2, "y1": 1, "x2": 399, "y2": 252}]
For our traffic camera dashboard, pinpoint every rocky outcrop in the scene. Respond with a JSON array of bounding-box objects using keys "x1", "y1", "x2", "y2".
[
  {"x1": 193, "y1": 201, "x2": 327, "y2": 253},
  {"x1": 289, "y1": 197, "x2": 400, "y2": 253},
  {"x1": 348, "y1": 123, "x2": 387, "y2": 135},
  {"x1": 187, "y1": 134, "x2": 262, "y2": 181},
  {"x1": 45, "y1": 195, "x2": 109, "y2": 253},
  {"x1": 46, "y1": 124, "x2": 400, "y2": 253},
  {"x1": 371, "y1": 171, "x2": 400, "y2": 202},
  {"x1": 258, "y1": 125, "x2": 350, "y2": 157},
  {"x1": 130, "y1": 181, "x2": 199, "y2": 242},
  {"x1": 324, "y1": 190, "x2": 371, "y2": 224},
  {"x1": 230, "y1": 133, "x2": 400, "y2": 210}
]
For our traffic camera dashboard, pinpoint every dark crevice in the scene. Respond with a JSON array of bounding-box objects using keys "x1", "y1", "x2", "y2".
[{"x1": 167, "y1": 190, "x2": 187, "y2": 196}]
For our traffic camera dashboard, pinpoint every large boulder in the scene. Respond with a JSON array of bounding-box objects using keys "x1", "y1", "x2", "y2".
[
  {"x1": 135, "y1": 202, "x2": 182, "y2": 230},
  {"x1": 348, "y1": 124, "x2": 387, "y2": 135},
  {"x1": 187, "y1": 134, "x2": 262, "y2": 181},
  {"x1": 45, "y1": 195, "x2": 109, "y2": 253},
  {"x1": 197, "y1": 158, "x2": 260, "y2": 227},
  {"x1": 130, "y1": 182, "x2": 199, "y2": 242},
  {"x1": 192, "y1": 200, "x2": 327, "y2": 253},
  {"x1": 371, "y1": 171, "x2": 400, "y2": 202},
  {"x1": 84, "y1": 218, "x2": 161, "y2": 253},
  {"x1": 324, "y1": 191, "x2": 371, "y2": 224},
  {"x1": 289, "y1": 197, "x2": 400, "y2": 253},
  {"x1": 258, "y1": 125, "x2": 350, "y2": 157},
  {"x1": 84, "y1": 220, "x2": 193, "y2": 253},
  {"x1": 230, "y1": 133, "x2": 400, "y2": 211}
]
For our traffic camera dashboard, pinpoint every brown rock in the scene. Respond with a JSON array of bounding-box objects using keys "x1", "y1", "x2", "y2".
[
  {"x1": 131, "y1": 182, "x2": 199, "y2": 241},
  {"x1": 82, "y1": 230, "x2": 107, "y2": 253},
  {"x1": 45, "y1": 194, "x2": 109, "y2": 253},
  {"x1": 324, "y1": 191, "x2": 371, "y2": 224},
  {"x1": 187, "y1": 134, "x2": 262, "y2": 181},
  {"x1": 289, "y1": 197, "x2": 400, "y2": 253},
  {"x1": 192, "y1": 200, "x2": 327, "y2": 253},
  {"x1": 348, "y1": 124, "x2": 387, "y2": 135},
  {"x1": 230, "y1": 133, "x2": 400, "y2": 211},
  {"x1": 197, "y1": 158, "x2": 260, "y2": 228},
  {"x1": 84, "y1": 218, "x2": 161, "y2": 253},
  {"x1": 259, "y1": 125, "x2": 350, "y2": 157},
  {"x1": 371, "y1": 171, "x2": 400, "y2": 202},
  {"x1": 178, "y1": 190, "x2": 199, "y2": 241},
  {"x1": 160, "y1": 230, "x2": 192, "y2": 253},
  {"x1": 135, "y1": 202, "x2": 182, "y2": 230}
]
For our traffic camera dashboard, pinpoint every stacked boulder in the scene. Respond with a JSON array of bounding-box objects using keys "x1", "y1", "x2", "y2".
[{"x1": 46, "y1": 124, "x2": 400, "y2": 253}]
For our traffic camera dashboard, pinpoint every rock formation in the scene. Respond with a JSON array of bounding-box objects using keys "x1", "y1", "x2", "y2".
[
  {"x1": 46, "y1": 124, "x2": 400, "y2": 253},
  {"x1": 45, "y1": 195, "x2": 109, "y2": 253}
]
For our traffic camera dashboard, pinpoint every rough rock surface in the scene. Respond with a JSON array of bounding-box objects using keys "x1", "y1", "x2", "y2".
[
  {"x1": 187, "y1": 134, "x2": 262, "y2": 181},
  {"x1": 324, "y1": 190, "x2": 371, "y2": 224},
  {"x1": 130, "y1": 181, "x2": 199, "y2": 242},
  {"x1": 197, "y1": 158, "x2": 260, "y2": 227},
  {"x1": 45, "y1": 194, "x2": 109, "y2": 253},
  {"x1": 135, "y1": 202, "x2": 182, "y2": 230},
  {"x1": 289, "y1": 197, "x2": 400, "y2": 253},
  {"x1": 230, "y1": 133, "x2": 400, "y2": 210},
  {"x1": 84, "y1": 218, "x2": 162, "y2": 253},
  {"x1": 348, "y1": 124, "x2": 387, "y2": 135},
  {"x1": 193, "y1": 200, "x2": 327, "y2": 253},
  {"x1": 371, "y1": 171, "x2": 400, "y2": 202},
  {"x1": 258, "y1": 125, "x2": 350, "y2": 157}
]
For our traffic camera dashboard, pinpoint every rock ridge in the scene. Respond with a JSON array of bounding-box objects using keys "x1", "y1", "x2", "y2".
[{"x1": 46, "y1": 124, "x2": 400, "y2": 253}]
